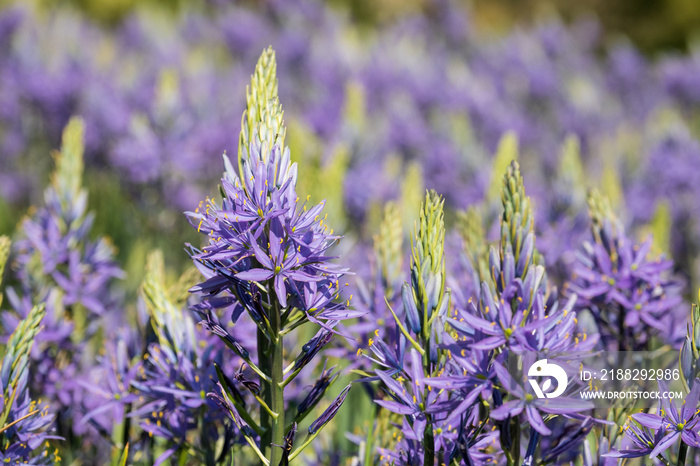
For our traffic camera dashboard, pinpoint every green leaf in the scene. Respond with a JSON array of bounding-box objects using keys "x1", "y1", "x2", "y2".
[{"x1": 117, "y1": 443, "x2": 129, "y2": 466}]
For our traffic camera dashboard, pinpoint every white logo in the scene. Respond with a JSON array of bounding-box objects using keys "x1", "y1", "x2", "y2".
[{"x1": 528, "y1": 359, "x2": 568, "y2": 399}]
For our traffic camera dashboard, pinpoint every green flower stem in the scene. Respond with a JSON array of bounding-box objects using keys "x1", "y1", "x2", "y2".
[
  {"x1": 678, "y1": 444, "x2": 688, "y2": 466},
  {"x1": 422, "y1": 336, "x2": 435, "y2": 466},
  {"x1": 423, "y1": 411, "x2": 435, "y2": 466},
  {"x1": 258, "y1": 327, "x2": 273, "y2": 458},
  {"x1": 270, "y1": 301, "x2": 285, "y2": 466},
  {"x1": 258, "y1": 286, "x2": 285, "y2": 465}
]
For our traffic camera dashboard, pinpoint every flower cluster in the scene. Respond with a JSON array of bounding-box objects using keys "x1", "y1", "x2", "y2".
[
  {"x1": 567, "y1": 189, "x2": 684, "y2": 350},
  {"x1": 363, "y1": 161, "x2": 599, "y2": 465},
  {"x1": 608, "y1": 381, "x2": 700, "y2": 462},
  {"x1": 2, "y1": 3, "x2": 700, "y2": 464},
  {"x1": 0, "y1": 118, "x2": 123, "y2": 452},
  {"x1": 186, "y1": 47, "x2": 361, "y2": 465},
  {"x1": 0, "y1": 268, "x2": 59, "y2": 463}
]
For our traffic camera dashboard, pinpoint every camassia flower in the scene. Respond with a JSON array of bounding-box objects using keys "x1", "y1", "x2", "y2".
[
  {"x1": 604, "y1": 416, "x2": 668, "y2": 459},
  {"x1": 453, "y1": 277, "x2": 594, "y2": 353},
  {"x1": 373, "y1": 350, "x2": 439, "y2": 418},
  {"x1": 628, "y1": 380, "x2": 700, "y2": 458},
  {"x1": 186, "y1": 147, "x2": 354, "y2": 327},
  {"x1": 423, "y1": 348, "x2": 496, "y2": 425},
  {"x1": 568, "y1": 190, "x2": 683, "y2": 350},
  {"x1": 187, "y1": 47, "x2": 360, "y2": 466}
]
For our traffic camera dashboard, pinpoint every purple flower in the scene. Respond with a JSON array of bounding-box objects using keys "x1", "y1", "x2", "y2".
[
  {"x1": 604, "y1": 416, "x2": 668, "y2": 459},
  {"x1": 627, "y1": 381, "x2": 700, "y2": 458},
  {"x1": 424, "y1": 348, "x2": 496, "y2": 425},
  {"x1": 568, "y1": 194, "x2": 684, "y2": 350},
  {"x1": 373, "y1": 350, "x2": 439, "y2": 418},
  {"x1": 77, "y1": 335, "x2": 141, "y2": 432}
]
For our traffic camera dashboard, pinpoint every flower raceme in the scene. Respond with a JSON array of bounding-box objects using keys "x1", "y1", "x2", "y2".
[
  {"x1": 186, "y1": 47, "x2": 361, "y2": 466},
  {"x1": 568, "y1": 189, "x2": 683, "y2": 350},
  {"x1": 186, "y1": 145, "x2": 352, "y2": 327}
]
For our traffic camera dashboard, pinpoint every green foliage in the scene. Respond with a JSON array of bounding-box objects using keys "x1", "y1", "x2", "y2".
[{"x1": 114, "y1": 442, "x2": 129, "y2": 466}]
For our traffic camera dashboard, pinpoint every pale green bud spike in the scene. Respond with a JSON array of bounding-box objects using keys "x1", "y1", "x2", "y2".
[
  {"x1": 586, "y1": 188, "x2": 626, "y2": 268},
  {"x1": 155, "y1": 68, "x2": 180, "y2": 118},
  {"x1": 400, "y1": 161, "x2": 424, "y2": 235},
  {"x1": 601, "y1": 157, "x2": 623, "y2": 212},
  {"x1": 0, "y1": 303, "x2": 46, "y2": 427},
  {"x1": 411, "y1": 191, "x2": 447, "y2": 342},
  {"x1": 342, "y1": 81, "x2": 366, "y2": 132},
  {"x1": 238, "y1": 47, "x2": 286, "y2": 179},
  {"x1": 587, "y1": 188, "x2": 622, "y2": 246},
  {"x1": 413, "y1": 190, "x2": 445, "y2": 277},
  {"x1": 558, "y1": 134, "x2": 585, "y2": 194},
  {"x1": 456, "y1": 207, "x2": 489, "y2": 283},
  {"x1": 52, "y1": 117, "x2": 85, "y2": 203},
  {"x1": 0, "y1": 236, "x2": 10, "y2": 298},
  {"x1": 488, "y1": 132, "x2": 518, "y2": 204},
  {"x1": 500, "y1": 160, "x2": 537, "y2": 273},
  {"x1": 289, "y1": 120, "x2": 347, "y2": 229},
  {"x1": 320, "y1": 144, "x2": 349, "y2": 230},
  {"x1": 374, "y1": 202, "x2": 404, "y2": 296},
  {"x1": 642, "y1": 200, "x2": 671, "y2": 257},
  {"x1": 448, "y1": 113, "x2": 475, "y2": 149},
  {"x1": 142, "y1": 250, "x2": 196, "y2": 356}
]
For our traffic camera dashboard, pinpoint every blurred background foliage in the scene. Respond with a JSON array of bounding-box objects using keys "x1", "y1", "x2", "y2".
[{"x1": 12, "y1": 0, "x2": 700, "y2": 53}]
